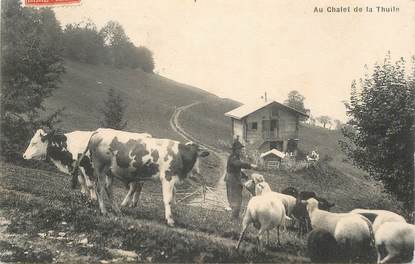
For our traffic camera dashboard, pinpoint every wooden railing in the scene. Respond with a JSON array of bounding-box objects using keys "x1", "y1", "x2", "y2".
[{"x1": 262, "y1": 130, "x2": 279, "y2": 140}]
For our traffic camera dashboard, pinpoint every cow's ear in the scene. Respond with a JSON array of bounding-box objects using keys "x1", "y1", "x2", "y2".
[{"x1": 198, "y1": 150, "x2": 209, "y2": 157}]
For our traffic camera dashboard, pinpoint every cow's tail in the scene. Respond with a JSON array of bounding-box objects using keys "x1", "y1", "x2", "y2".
[{"x1": 71, "y1": 131, "x2": 98, "y2": 189}]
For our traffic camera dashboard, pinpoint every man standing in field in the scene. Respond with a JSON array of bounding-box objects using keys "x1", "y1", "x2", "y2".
[{"x1": 225, "y1": 137, "x2": 257, "y2": 219}]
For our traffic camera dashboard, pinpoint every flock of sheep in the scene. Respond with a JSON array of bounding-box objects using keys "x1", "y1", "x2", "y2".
[{"x1": 236, "y1": 174, "x2": 414, "y2": 263}]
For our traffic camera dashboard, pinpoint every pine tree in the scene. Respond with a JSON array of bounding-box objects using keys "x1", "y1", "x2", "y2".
[{"x1": 99, "y1": 88, "x2": 128, "y2": 130}]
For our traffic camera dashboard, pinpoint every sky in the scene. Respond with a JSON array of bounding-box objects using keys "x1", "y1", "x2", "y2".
[{"x1": 53, "y1": 0, "x2": 415, "y2": 121}]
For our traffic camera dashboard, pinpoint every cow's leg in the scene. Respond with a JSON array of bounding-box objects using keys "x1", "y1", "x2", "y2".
[
  {"x1": 131, "y1": 182, "x2": 143, "y2": 207},
  {"x1": 105, "y1": 174, "x2": 114, "y2": 199},
  {"x1": 105, "y1": 174, "x2": 121, "y2": 215},
  {"x1": 79, "y1": 167, "x2": 96, "y2": 201},
  {"x1": 84, "y1": 174, "x2": 97, "y2": 201},
  {"x1": 171, "y1": 185, "x2": 177, "y2": 206},
  {"x1": 121, "y1": 182, "x2": 135, "y2": 207},
  {"x1": 95, "y1": 163, "x2": 112, "y2": 215},
  {"x1": 161, "y1": 178, "x2": 175, "y2": 227},
  {"x1": 77, "y1": 173, "x2": 87, "y2": 195},
  {"x1": 97, "y1": 174, "x2": 108, "y2": 215}
]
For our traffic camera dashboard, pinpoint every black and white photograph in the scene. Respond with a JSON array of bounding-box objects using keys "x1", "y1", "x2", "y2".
[{"x1": 0, "y1": 0, "x2": 414, "y2": 263}]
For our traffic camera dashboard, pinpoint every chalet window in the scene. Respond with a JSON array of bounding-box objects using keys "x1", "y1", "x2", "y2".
[
  {"x1": 270, "y1": 120, "x2": 278, "y2": 131},
  {"x1": 251, "y1": 122, "x2": 258, "y2": 130}
]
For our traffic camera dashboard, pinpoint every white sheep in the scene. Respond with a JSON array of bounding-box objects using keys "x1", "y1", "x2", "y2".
[
  {"x1": 236, "y1": 190, "x2": 291, "y2": 250},
  {"x1": 375, "y1": 222, "x2": 415, "y2": 263},
  {"x1": 350, "y1": 208, "x2": 406, "y2": 233},
  {"x1": 334, "y1": 214, "x2": 376, "y2": 262},
  {"x1": 242, "y1": 173, "x2": 265, "y2": 197},
  {"x1": 304, "y1": 198, "x2": 376, "y2": 262},
  {"x1": 254, "y1": 181, "x2": 297, "y2": 218},
  {"x1": 251, "y1": 173, "x2": 265, "y2": 184}
]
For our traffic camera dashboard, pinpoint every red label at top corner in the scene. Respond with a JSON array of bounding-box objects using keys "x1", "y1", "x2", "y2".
[{"x1": 24, "y1": 0, "x2": 81, "y2": 7}]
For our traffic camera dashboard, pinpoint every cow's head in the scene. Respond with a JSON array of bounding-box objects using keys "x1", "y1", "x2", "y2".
[
  {"x1": 176, "y1": 142, "x2": 209, "y2": 178},
  {"x1": 23, "y1": 128, "x2": 67, "y2": 160},
  {"x1": 23, "y1": 129, "x2": 49, "y2": 160},
  {"x1": 184, "y1": 142, "x2": 210, "y2": 158}
]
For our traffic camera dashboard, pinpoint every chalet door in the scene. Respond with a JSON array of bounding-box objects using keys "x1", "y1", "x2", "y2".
[
  {"x1": 262, "y1": 120, "x2": 270, "y2": 139},
  {"x1": 270, "y1": 119, "x2": 278, "y2": 138}
]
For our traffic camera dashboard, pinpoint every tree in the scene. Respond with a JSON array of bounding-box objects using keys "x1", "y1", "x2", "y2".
[
  {"x1": 284, "y1": 90, "x2": 309, "y2": 118},
  {"x1": 132, "y1": 46, "x2": 155, "y2": 73},
  {"x1": 98, "y1": 20, "x2": 155, "y2": 72},
  {"x1": 1, "y1": 0, "x2": 65, "y2": 160},
  {"x1": 308, "y1": 114, "x2": 316, "y2": 126},
  {"x1": 316, "y1": 115, "x2": 332, "y2": 128},
  {"x1": 62, "y1": 20, "x2": 106, "y2": 64},
  {"x1": 340, "y1": 54, "x2": 415, "y2": 212},
  {"x1": 99, "y1": 88, "x2": 128, "y2": 130},
  {"x1": 99, "y1": 21, "x2": 130, "y2": 68},
  {"x1": 333, "y1": 119, "x2": 343, "y2": 130}
]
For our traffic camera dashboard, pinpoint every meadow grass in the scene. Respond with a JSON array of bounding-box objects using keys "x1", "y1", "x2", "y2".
[{"x1": 0, "y1": 163, "x2": 308, "y2": 263}]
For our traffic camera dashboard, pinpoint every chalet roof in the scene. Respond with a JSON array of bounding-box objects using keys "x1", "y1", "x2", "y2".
[
  {"x1": 260, "y1": 149, "x2": 286, "y2": 159},
  {"x1": 224, "y1": 100, "x2": 308, "y2": 120}
]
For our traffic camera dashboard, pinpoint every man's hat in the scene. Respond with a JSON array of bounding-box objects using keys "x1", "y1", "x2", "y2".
[{"x1": 232, "y1": 140, "x2": 244, "y2": 150}]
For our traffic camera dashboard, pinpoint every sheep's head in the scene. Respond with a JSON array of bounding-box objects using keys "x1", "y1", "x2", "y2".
[
  {"x1": 251, "y1": 173, "x2": 265, "y2": 184},
  {"x1": 302, "y1": 198, "x2": 319, "y2": 215},
  {"x1": 255, "y1": 182, "x2": 271, "y2": 195},
  {"x1": 243, "y1": 179, "x2": 256, "y2": 196}
]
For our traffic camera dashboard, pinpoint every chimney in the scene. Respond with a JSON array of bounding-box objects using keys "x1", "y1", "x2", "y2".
[{"x1": 264, "y1": 92, "x2": 267, "y2": 102}]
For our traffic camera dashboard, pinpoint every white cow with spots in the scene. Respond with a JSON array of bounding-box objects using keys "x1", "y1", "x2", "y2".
[
  {"x1": 23, "y1": 128, "x2": 97, "y2": 200},
  {"x1": 83, "y1": 128, "x2": 209, "y2": 226}
]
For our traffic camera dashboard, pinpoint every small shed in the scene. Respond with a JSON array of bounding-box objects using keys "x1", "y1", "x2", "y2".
[
  {"x1": 225, "y1": 100, "x2": 308, "y2": 154},
  {"x1": 260, "y1": 149, "x2": 286, "y2": 170}
]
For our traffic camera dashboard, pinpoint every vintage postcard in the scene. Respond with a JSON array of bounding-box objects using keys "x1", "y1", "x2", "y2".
[{"x1": 1, "y1": 0, "x2": 414, "y2": 263}]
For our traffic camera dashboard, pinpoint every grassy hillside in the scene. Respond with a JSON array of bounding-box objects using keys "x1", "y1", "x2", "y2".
[
  {"x1": 0, "y1": 163, "x2": 308, "y2": 263},
  {"x1": 44, "y1": 60, "x2": 225, "y2": 140}
]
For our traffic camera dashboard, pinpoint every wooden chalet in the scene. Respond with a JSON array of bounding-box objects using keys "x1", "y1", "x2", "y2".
[{"x1": 225, "y1": 100, "x2": 308, "y2": 154}]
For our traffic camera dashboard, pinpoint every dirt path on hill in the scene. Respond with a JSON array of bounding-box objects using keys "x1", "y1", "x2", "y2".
[{"x1": 169, "y1": 103, "x2": 229, "y2": 210}]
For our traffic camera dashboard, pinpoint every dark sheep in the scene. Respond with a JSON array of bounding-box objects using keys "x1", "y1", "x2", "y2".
[
  {"x1": 307, "y1": 228, "x2": 340, "y2": 263},
  {"x1": 299, "y1": 191, "x2": 317, "y2": 200},
  {"x1": 315, "y1": 197, "x2": 335, "y2": 211},
  {"x1": 292, "y1": 202, "x2": 312, "y2": 236},
  {"x1": 281, "y1": 186, "x2": 298, "y2": 198}
]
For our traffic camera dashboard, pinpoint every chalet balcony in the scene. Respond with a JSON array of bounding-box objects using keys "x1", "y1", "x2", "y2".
[
  {"x1": 262, "y1": 130, "x2": 298, "y2": 141},
  {"x1": 262, "y1": 130, "x2": 279, "y2": 140}
]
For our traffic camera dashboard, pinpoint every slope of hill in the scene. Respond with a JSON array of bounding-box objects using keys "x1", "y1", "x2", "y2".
[{"x1": 44, "y1": 60, "x2": 229, "y2": 140}]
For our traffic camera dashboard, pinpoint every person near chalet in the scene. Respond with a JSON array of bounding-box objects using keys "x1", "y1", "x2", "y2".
[{"x1": 225, "y1": 137, "x2": 257, "y2": 219}]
